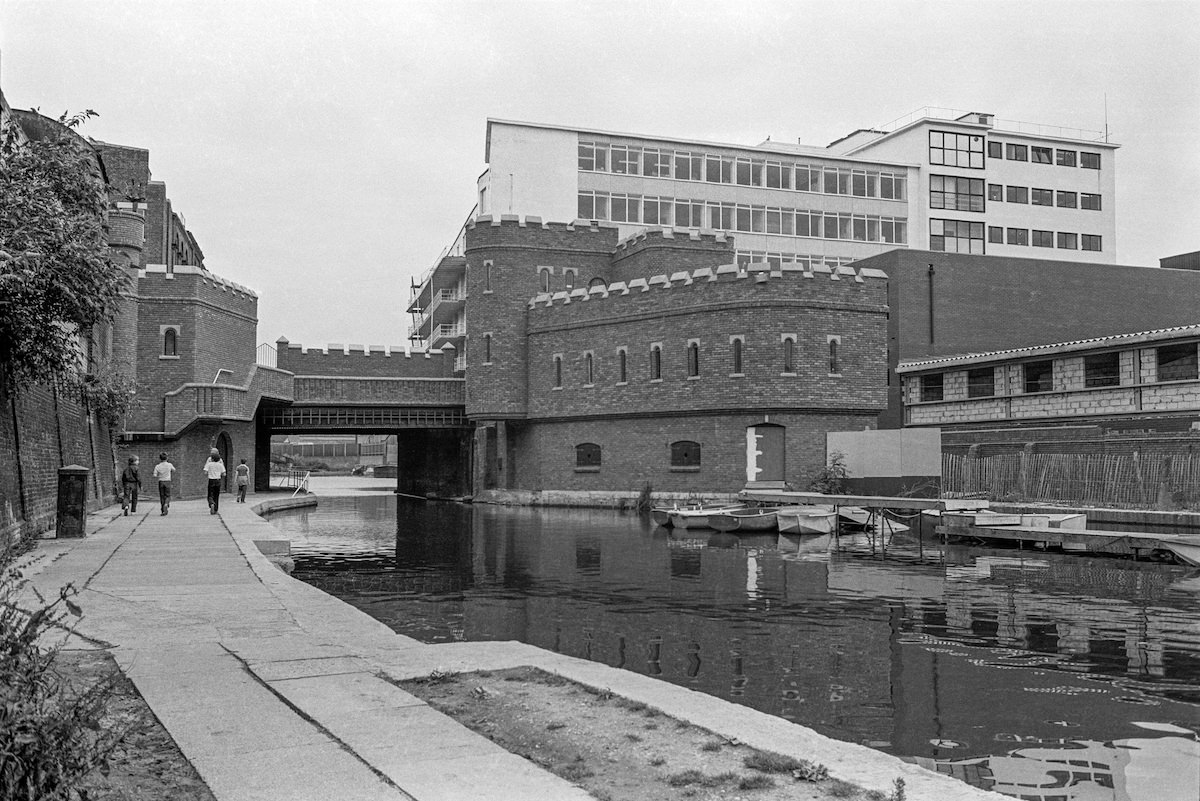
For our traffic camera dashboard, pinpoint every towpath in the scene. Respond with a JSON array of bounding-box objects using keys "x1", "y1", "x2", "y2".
[{"x1": 19, "y1": 496, "x2": 1007, "y2": 801}]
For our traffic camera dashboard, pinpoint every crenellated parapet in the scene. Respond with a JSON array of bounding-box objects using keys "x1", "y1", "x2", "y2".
[
  {"x1": 276, "y1": 338, "x2": 459, "y2": 379},
  {"x1": 526, "y1": 260, "x2": 889, "y2": 329},
  {"x1": 465, "y1": 214, "x2": 621, "y2": 254}
]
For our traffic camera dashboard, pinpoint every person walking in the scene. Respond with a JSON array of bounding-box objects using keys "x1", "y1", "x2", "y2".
[
  {"x1": 235, "y1": 458, "x2": 250, "y2": 502},
  {"x1": 153, "y1": 452, "x2": 175, "y2": 515},
  {"x1": 203, "y1": 449, "x2": 226, "y2": 514},
  {"x1": 120, "y1": 456, "x2": 141, "y2": 515}
]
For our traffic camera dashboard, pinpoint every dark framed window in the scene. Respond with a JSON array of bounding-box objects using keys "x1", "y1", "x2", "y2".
[
  {"x1": 782, "y1": 337, "x2": 796, "y2": 373},
  {"x1": 967, "y1": 367, "x2": 995, "y2": 398},
  {"x1": 554, "y1": 355, "x2": 563, "y2": 388},
  {"x1": 650, "y1": 345, "x2": 662, "y2": 380},
  {"x1": 483, "y1": 333, "x2": 492, "y2": 363},
  {"x1": 929, "y1": 130, "x2": 985, "y2": 169},
  {"x1": 1081, "y1": 152, "x2": 1101, "y2": 169},
  {"x1": 1056, "y1": 191, "x2": 1077, "y2": 208},
  {"x1": 1024, "y1": 360, "x2": 1053, "y2": 393},
  {"x1": 1082, "y1": 234, "x2": 1102, "y2": 252},
  {"x1": 920, "y1": 373, "x2": 943, "y2": 402},
  {"x1": 1157, "y1": 343, "x2": 1198, "y2": 382},
  {"x1": 1056, "y1": 149, "x2": 1077, "y2": 167},
  {"x1": 575, "y1": 443, "x2": 602, "y2": 469},
  {"x1": 988, "y1": 183, "x2": 1003, "y2": 201},
  {"x1": 162, "y1": 328, "x2": 177, "y2": 357},
  {"x1": 484, "y1": 260, "x2": 493, "y2": 292},
  {"x1": 987, "y1": 140, "x2": 1002, "y2": 159},
  {"x1": 687, "y1": 341, "x2": 700, "y2": 377},
  {"x1": 988, "y1": 226, "x2": 1003, "y2": 244},
  {"x1": 1081, "y1": 193, "x2": 1101, "y2": 210},
  {"x1": 828, "y1": 339, "x2": 839, "y2": 374},
  {"x1": 1057, "y1": 232, "x2": 1078, "y2": 250},
  {"x1": 670, "y1": 440, "x2": 701, "y2": 469},
  {"x1": 1032, "y1": 229, "x2": 1054, "y2": 248},
  {"x1": 1031, "y1": 146, "x2": 1052, "y2": 164},
  {"x1": 1007, "y1": 228, "x2": 1028, "y2": 246},
  {"x1": 584, "y1": 352, "x2": 594, "y2": 385},
  {"x1": 564, "y1": 270, "x2": 576, "y2": 291},
  {"x1": 930, "y1": 175, "x2": 984, "y2": 211},
  {"x1": 1006, "y1": 143, "x2": 1028, "y2": 161},
  {"x1": 731, "y1": 338, "x2": 743, "y2": 374},
  {"x1": 617, "y1": 349, "x2": 627, "y2": 383},
  {"x1": 1005, "y1": 185, "x2": 1028, "y2": 204},
  {"x1": 929, "y1": 218, "x2": 985, "y2": 254},
  {"x1": 1031, "y1": 188, "x2": 1053, "y2": 206},
  {"x1": 539, "y1": 268, "x2": 551, "y2": 292},
  {"x1": 1084, "y1": 352, "x2": 1120, "y2": 388}
]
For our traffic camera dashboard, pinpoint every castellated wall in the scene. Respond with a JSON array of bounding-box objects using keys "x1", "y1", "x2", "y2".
[
  {"x1": 277, "y1": 342, "x2": 457, "y2": 378},
  {"x1": 130, "y1": 266, "x2": 259, "y2": 431},
  {"x1": 522, "y1": 262, "x2": 890, "y2": 420}
]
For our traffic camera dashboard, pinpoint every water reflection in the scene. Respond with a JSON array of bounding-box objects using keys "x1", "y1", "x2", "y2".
[{"x1": 271, "y1": 496, "x2": 1200, "y2": 800}]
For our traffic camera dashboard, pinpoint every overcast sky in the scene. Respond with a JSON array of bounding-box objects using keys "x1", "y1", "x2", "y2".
[{"x1": 2, "y1": 1, "x2": 1197, "y2": 349}]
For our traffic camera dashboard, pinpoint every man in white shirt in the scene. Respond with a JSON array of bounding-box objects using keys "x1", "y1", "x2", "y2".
[
  {"x1": 152, "y1": 452, "x2": 176, "y2": 515},
  {"x1": 203, "y1": 449, "x2": 227, "y2": 514}
]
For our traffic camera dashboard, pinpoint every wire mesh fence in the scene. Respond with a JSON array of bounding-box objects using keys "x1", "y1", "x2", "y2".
[{"x1": 942, "y1": 451, "x2": 1200, "y2": 510}]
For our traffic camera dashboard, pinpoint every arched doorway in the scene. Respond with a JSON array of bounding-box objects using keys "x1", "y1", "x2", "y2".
[
  {"x1": 746, "y1": 423, "x2": 785, "y2": 486},
  {"x1": 214, "y1": 431, "x2": 233, "y2": 492}
]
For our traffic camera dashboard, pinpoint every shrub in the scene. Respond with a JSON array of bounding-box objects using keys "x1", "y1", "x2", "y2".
[
  {"x1": 1, "y1": 562, "x2": 126, "y2": 799},
  {"x1": 808, "y1": 451, "x2": 850, "y2": 494}
]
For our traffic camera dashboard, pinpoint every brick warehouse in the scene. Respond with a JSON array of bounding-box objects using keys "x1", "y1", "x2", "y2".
[{"x1": 427, "y1": 215, "x2": 891, "y2": 494}]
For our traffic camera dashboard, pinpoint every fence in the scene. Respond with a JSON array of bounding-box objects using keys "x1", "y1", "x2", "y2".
[{"x1": 943, "y1": 451, "x2": 1200, "y2": 509}]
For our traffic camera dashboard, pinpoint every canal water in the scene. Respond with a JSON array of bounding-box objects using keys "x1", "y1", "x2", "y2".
[{"x1": 268, "y1": 490, "x2": 1200, "y2": 801}]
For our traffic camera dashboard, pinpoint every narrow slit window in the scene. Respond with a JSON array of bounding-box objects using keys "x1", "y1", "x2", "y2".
[
  {"x1": 554, "y1": 355, "x2": 562, "y2": 388},
  {"x1": 584, "y1": 352, "x2": 594, "y2": 385},
  {"x1": 687, "y1": 341, "x2": 700, "y2": 377},
  {"x1": 650, "y1": 345, "x2": 662, "y2": 380},
  {"x1": 828, "y1": 338, "x2": 839, "y2": 374},
  {"x1": 483, "y1": 333, "x2": 492, "y2": 364},
  {"x1": 782, "y1": 337, "x2": 796, "y2": 373},
  {"x1": 618, "y1": 349, "x2": 627, "y2": 383},
  {"x1": 731, "y1": 337, "x2": 743, "y2": 374}
]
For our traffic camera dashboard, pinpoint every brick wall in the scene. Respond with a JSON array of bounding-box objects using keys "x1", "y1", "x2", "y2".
[
  {"x1": 277, "y1": 341, "x2": 456, "y2": 378},
  {"x1": 1, "y1": 376, "x2": 119, "y2": 547},
  {"x1": 507, "y1": 411, "x2": 877, "y2": 494},
  {"x1": 464, "y1": 217, "x2": 618, "y2": 418}
]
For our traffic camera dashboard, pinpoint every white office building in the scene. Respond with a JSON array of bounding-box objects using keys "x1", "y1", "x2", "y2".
[{"x1": 476, "y1": 108, "x2": 1118, "y2": 269}]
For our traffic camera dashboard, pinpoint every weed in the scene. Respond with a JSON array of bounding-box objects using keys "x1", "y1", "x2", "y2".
[
  {"x1": 710, "y1": 771, "x2": 740, "y2": 785},
  {"x1": 891, "y1": 777, "x2": 907, "y2": 801},
  {"x1": 636, "y1": 482, "x2": 654, "y2": 513},
  {"x1": 667, "y1": 770, "x2": 705, "y2": 787},
  {"x1": 864, "y1": 791, "x2": 887, "y2": 801},
  {"x1": 593, "y1": 688, "x2": 614, "y2": 702},
  {"x1": 649, "y1": 756, "x2": 666, "y2": 767},
  {"x1": 423, "y1": 668, "x2": 457, "y2": 684},
  {"x1": 793, "y1": 760, "x2": 829, "y2": 782},
  {"x1": 738, "y1": 774, "x2": 776, "y2": 790},
  {"x1": 828, "y1": 778, "x2": 859, "y2": 798},
  {"x1": 700, "y1": 739, "x2": 723, "y2": 752},
  {"x1": 743, "y1": 751, "x2": 802, "y2": 773},
  {"x1": 625, "y1": 733, "x2": 643, "y2": 743},
  {"x1": 560, "y1": 762, "x2": 594, "y2": 782},
  {"x1": 620, "y1": 700, "x2": 647, "y2": 713},
  {"x1": 643, "y1": 721, "x2": 659, "y2": 731},
  {"x1": 546, "y1": 721, "x2": 566, "y2": 731}
]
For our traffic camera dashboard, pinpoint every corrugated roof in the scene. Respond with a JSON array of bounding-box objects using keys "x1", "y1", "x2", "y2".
[{"x1": 896, "y1": 323, "x2": 1200, "y2": 373}]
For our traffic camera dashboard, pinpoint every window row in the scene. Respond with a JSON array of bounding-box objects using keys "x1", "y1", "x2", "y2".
[
  {"x1": 575, "y1": 440, "x2": 703, "y2": 470},
  {"x1": 552, "y1": 336, "x2": 842, "y2": 387},
  {"x1": 578, "y1": 191, "x2": 908, "y2": 244},
  {"x1": 916, "y1": 343, "x2": 1198, "y2": 401},
  {"x1": 578, "y1": 141, "x2": 908, "y2": 199},
  {"x1": 985, "y1": 226, "x2": 1102, "y2": 251},
  {"x1": 733, "y1": 251, "x2": 857, "y2": 271},
  {"x1": 987, "y1": 140, "x2": 1101, "y2": 169},
  {"x1": 986, "y1": 184, "x2": 1101, "y2": 210}
]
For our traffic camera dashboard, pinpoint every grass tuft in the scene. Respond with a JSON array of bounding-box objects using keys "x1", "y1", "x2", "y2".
[{"x1": 738, "y1": 774, "x2": 776, "y2": 790}]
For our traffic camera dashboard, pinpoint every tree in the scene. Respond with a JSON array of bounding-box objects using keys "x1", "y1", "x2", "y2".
[{"x1": 0, "y1": 110, "x2": 125, "y2": 389}]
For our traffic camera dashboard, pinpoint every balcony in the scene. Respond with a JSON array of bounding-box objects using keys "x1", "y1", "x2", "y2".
[{"x1": 430, "y1": 323, "x2": 466, "y2": 349}]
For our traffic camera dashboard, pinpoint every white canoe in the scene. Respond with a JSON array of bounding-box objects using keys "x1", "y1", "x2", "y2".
[{"x1": 775, "y1": 505, "x2": 837, "y2": 535}]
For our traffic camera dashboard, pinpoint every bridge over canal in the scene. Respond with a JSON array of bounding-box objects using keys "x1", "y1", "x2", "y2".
[{"x1": 255, "y1": 339, "x2": 470, "y2": 497}]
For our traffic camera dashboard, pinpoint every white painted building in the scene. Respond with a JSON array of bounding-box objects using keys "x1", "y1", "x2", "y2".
[{"x1": 477, "y1": 107, "x2": 1118, "y2": 269}]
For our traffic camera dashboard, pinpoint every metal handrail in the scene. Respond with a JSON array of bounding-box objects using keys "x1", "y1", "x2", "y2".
[{"x1": 291, "y1": 470, "x2": 311, "y2": 498}]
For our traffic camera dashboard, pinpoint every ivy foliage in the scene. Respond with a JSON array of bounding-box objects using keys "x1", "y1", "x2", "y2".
[{"x1": 0, "y1": 110, "x2": 125, "y2": 389}]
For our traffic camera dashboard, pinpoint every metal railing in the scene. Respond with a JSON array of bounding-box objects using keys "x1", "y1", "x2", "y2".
[
  {"x1": 256, "y1": 343, "x2": 277, "y2": 367},
  {"x1": 273, "y1": 469, "x2": 311, "y2": 496}
]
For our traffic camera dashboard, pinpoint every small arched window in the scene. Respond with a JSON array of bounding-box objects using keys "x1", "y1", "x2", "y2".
[
  {"x1": 617, "y1": 349, "x2": 627, "y2": 383},
  {"x1": 670, "y1": 440, "x2": 701, "y2": 468},
  {"x1": 554, "y1": 355, "x2": 563, "y2": 388},
  {"x1": 687, "y1": 341, "x2": 700, "y2": 377},
  {"x1": 539, "y1": 267, "x2": 552, "y2": 293},
  {"x1": 732, "y1": 337, "x2": 743, "y2": 374},
  {"x1": 650, "y1": 345, "x2": 662, "y2": 380},
  {"x1": 483, "y1": 333, "x2": 492, "y2": 364},
  {"x1": 584, "y1": 352, "x2": 594, "y2": 385},
  {"x1": 564, "y1": 269, "x2": 577, "y2": 291},
  {"x1": 575, "y1": 442, "x2": 602, "y2": 469},
  {"x1": 828, "y1": 338, "x2": 839, "y2": 374},
  {"x1": 782, "y1": 336, "x2": 796, "y2": 373},
  {"x1": 589, "y1": 277, "x2": 608, "y2": 291},
  {"x1": 163, "y1": 328, "x2": 177, "y2": 357}
]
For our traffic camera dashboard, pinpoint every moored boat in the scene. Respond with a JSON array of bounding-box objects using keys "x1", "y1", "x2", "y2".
[
  {"x1": 775, "y1": 505, "x2": 837, "y2": 535},
  {"x1": 709, "y1": 507, "x2": 779, "y2": 533},
  {"x1": 652, "y1": 502, "x2": 738, "y2": 528},
  {"x1": 668, "y1": 504, "x2": 745, "y2": 530}
]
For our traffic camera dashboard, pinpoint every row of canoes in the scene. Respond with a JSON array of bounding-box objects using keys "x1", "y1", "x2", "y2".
[{"x1": 651, "y1": 503, "x2": 908, "y2": 535}]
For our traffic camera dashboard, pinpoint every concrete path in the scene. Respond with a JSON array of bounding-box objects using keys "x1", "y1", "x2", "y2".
[{"x1": 19, "y1": 496, "x2": 1007, "y2": 801}]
